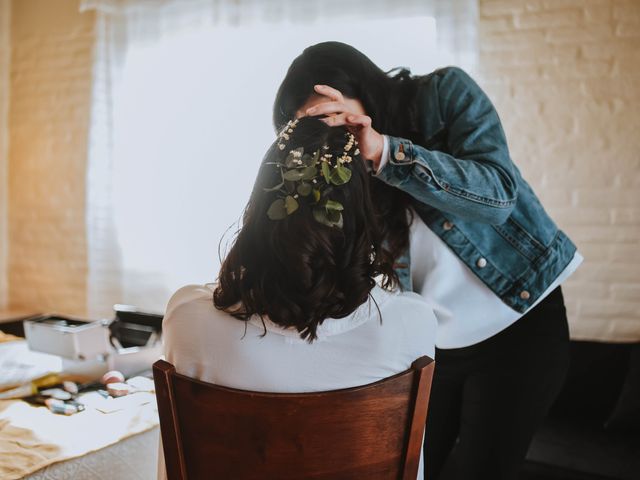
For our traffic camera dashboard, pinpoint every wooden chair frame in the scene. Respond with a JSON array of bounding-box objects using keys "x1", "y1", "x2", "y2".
[{"x1": 154, "y1": 356, "x2": 434, "y2": 480}]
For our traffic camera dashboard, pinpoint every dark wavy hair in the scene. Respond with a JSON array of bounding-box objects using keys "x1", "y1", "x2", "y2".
[
  {"x1": 273, "y1": 41, "x2": 422, "y2": 265},
  {"x1": 214, "y1": 117, "x2": 398, "y2": 342}
]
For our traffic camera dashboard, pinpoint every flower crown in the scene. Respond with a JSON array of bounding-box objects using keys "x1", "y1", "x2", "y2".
[{"x1": 265, "y1": 118, "x2": 360, "y2": 229}]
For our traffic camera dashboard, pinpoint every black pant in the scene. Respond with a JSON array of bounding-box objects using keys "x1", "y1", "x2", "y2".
[{"x1": 424, "y1": 287, "x2": 570, "y2": 480}]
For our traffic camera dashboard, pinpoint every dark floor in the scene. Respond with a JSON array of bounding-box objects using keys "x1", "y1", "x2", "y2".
[{"x1": 520, "y1": 461, "x2": 616, "y2": 480}]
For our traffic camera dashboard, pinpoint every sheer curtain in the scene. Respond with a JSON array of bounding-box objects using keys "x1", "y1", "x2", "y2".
[{"x1": 79, "y1": 0, "x2": 478, "y2": 317}]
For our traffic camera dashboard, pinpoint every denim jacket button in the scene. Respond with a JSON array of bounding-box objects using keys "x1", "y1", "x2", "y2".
[
  {"x1": 442, "y1": 221, "x2": 454, "y2": 231},
  {"x1": 520, "y1": 290, "x2": 531, "y2": 300},
  {"x1": 476, "y1": 257, "x2": 487, "y2": 268},
  {"x1": 394, "y1": 150, "x2": 406, "y2": 161}
]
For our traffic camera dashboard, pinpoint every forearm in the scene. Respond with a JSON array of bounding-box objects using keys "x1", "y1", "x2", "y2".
[
  {"x1": 374, "y1": 68, "x2": 520, "y2": 225},
  {"x1": 375, "y1": 135, "x2": 517, "y2": 224}
]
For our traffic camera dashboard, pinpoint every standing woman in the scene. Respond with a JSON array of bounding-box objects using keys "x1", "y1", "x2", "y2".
[{"x1": 273, "y1": 42, "x2": 582, "y2": 480}]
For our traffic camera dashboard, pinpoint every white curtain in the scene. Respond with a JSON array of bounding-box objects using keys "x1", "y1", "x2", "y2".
[{"x1": 79, "y1": 0, "x2": 478, "y2": 318}]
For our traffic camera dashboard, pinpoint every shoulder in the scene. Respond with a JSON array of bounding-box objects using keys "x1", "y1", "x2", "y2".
[
  {"x1": 164, "y1": 284, "x2": 218, "y2": 328},
  {"x1": 416, "y1": 66, "x2": 495, "y2": 126},
  {"x1": 384, "y1": 291, "x2": 437, "y2": 326},
  {"x1": 420, "y1": 66, "x2": 479, "y2": 91},
  {"x1": 416, "y1": 66, "x2": 487, "y2": 99},
  {"x1": 378, "y1": 290, "x2": 437, "y2": 356}
]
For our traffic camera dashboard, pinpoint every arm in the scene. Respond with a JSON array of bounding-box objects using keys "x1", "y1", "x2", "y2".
[{"x1": 375, "y1": 67, "x2": 518, "y2": 225}]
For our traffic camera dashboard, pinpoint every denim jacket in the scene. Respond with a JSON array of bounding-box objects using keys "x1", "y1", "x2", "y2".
[{"x1": 375, "y1": 67, "x2": 577, "y2": 313}]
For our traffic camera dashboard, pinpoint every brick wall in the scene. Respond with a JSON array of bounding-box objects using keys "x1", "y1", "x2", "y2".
[
  {"x1": 478, "y1": 0, "x2": 640, "y2": 341},
  {"x1": 7, "y1": 0, "x2": 94, "y2": 315},
  {"x1": 0, "y1": 0, "x2": 9, "y2": 310}
]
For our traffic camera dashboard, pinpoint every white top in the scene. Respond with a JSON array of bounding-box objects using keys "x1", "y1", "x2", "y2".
[
  {"x1": 410, "y1": 215, "x2": 583, "y2": 349},
  {"x1": 158, "y1": 283, "x2": 437, "y2": 479}
]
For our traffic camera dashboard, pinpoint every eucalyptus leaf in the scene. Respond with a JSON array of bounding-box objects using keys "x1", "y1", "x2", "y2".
[
  {"x1": 329, "y1": 165, "x2": 352, "y2": 186},
  {"x1": 324, "y1": 199, "x2": 344, "y2": 211},
  {"x1": 313, "y1": 206, "x2": 343, "y2": 228},
  {"x1": 283, "y1": 169, "x2": 305, "y2": 181},
  {"x1": 285, "y1": 195, "x2": 299, "y2": 214},
  {"x1": 301, "y1": 154, "x2": 314, "y2": 167},
  {"x1": 321, "y1": 162, "x2": 331, "y2": 184},
  {"x1": 297, "y1": 183, "x2": 312, "y2": 196},
  {"x1": 285, "y1": 153, "x2": 297, "y2": 169},
  {"x1": 267, "y1": 199, "x2": 287, "y2": 220},
  {"x1": 301, "y1": 166, "x2": 317, "y2": 180},
  {"x1": 285, "y1": 147, "x2": 304, "y2": 168}
]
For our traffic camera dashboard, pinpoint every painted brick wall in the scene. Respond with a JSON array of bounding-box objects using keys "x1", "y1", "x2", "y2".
[
  {"x1": 478, "y1": 0, "x2": 640, "y2": 341},
  {"x1": 7, "y1": 0, "x2": 94, "y2": 316}
]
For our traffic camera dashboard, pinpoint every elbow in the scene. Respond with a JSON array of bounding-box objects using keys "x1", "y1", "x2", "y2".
[
  {"x1": 490, "y1": 168, "x2": 518, "y2": 224},
  {"x1": 488, "y1": 202, "x2": 515, "y2": 225},
  {"x1": 455, "y1": 172, "x2": 518, "y2": 225}
]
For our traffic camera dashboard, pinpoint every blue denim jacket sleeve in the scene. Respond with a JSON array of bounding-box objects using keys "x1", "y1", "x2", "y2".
[{"x1": 375, "y1": 67, "x2": 518, "y2": 225}]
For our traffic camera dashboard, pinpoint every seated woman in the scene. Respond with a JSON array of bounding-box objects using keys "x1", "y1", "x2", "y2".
[{"x1": 159, "y1": 117, "x2": 437, "y2": 478}]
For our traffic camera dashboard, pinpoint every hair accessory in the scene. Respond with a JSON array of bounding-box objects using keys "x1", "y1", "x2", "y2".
[
  {"x1": 276, "y1": 118, "x2": 299, "y2": 151},
  {"x1": 266, "y1": 125, "x2": 358, "y2": 229}
]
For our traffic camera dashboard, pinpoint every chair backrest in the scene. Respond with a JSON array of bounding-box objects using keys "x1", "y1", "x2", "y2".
[{"x1": 153, "y1": 356, "x2": 434, "y2": 480}]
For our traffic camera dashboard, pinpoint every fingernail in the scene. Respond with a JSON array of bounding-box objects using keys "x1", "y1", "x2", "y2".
[{"x1": 314, "y1": 85, "x2": 324, "y2": 90}]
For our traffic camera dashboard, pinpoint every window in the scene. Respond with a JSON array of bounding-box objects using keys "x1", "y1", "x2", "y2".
[{"x1": 82, "y1": 1, "x2": 476, "y2": 315}]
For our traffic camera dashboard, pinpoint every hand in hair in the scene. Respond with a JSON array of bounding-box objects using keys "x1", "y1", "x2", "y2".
[{"x1": 304, "y1": 84, "x2": 385, "y2": 171}]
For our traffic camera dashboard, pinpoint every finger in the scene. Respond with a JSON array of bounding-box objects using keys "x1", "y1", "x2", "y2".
[
  {"x1": 319, "y1": 112, "x2": 349, "y2": 127},
  {"x1": 314, "y1": 84, "x2": 344, "y2": 103},
  {"x1": 345, "y1": 114, "x2": 372, "y2": 129},
  {"x1": 306, "y1": 101, "x2": 347, "y2": 117}
]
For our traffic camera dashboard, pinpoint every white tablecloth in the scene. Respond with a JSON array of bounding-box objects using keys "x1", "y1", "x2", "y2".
[{"x1": 25, "y1": 426, "x2": 159, "y2": 480}]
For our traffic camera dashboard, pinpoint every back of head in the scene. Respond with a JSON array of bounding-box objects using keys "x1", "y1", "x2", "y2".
[
  {"x1": 272, "y1": 42, "x2": 419, "y2": 273},
  {"x1": 214, "y1": 117, "x2": 397, "y2": 341},
  {"x1": 273, "y1": 41, "x2": 417, "y2": 136}
]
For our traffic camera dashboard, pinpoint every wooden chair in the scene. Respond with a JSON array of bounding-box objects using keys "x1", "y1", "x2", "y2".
[{"x1": 153, "y1": 356, "x2": 434, "y2": 480}]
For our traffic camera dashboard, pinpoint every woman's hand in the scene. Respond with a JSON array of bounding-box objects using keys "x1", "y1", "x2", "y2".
[{"x1": 305, "y1": 85, "x2": 384, "y2": 171}]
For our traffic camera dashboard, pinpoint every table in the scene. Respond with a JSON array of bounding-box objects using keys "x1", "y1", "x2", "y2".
[{"x1": 0, "y1": 340, "x2": 160, "y2": 480}]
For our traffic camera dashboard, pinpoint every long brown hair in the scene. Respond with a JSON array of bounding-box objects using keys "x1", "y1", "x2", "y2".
[{"x1": 214, "y1": 117, "x2": 398, "y2": 342}]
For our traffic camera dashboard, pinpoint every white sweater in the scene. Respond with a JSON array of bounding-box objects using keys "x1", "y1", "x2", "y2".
[{"x1": 158, "y1": 283, "x2": 437, "y2": 479}]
